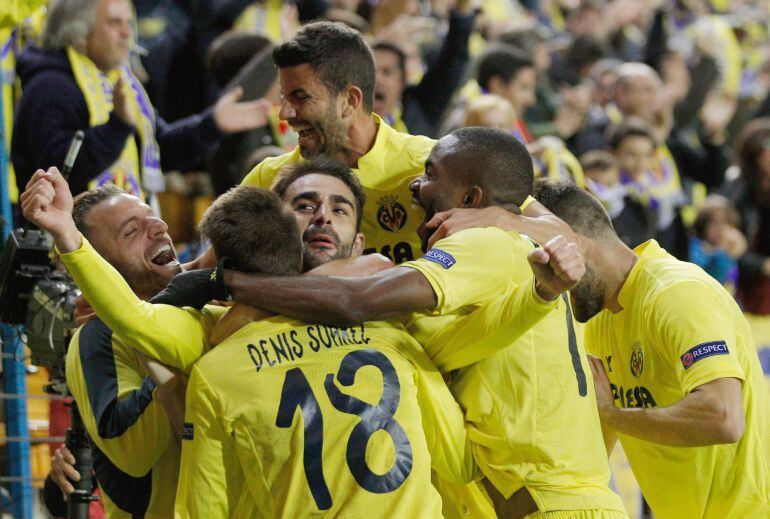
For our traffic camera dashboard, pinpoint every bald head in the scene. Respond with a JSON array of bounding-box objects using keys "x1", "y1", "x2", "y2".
[{"x1": 613, "y1": 62, "x2": 662, "y2": 119}]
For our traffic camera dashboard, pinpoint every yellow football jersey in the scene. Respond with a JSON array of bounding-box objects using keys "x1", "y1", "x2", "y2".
[
  {"x1": 176, "y1": 315, "x2": 475, "y2": 518},
  {"x1": 585, "y1": 240, "x2": 770, "y2": 519},
  {"x1": 241, "y1": 114, "x2": 435, "y2": 264},
  {"x1": 59, "y1": 236, "x2": 227, "y2": 374},
  {"x1": 66, "y1": 322, "x2": 179, "y2": 519},
  {"x1": 402, "y1": 228, "x2": 628, "y2": 514}
]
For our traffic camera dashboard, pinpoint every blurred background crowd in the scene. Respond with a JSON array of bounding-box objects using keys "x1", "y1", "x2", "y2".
[
  {"x1": 4, "y1": 0, "x2": 770, "y2": 307},
  {"x1": 1, "y1": 0, "x2": 770, "y2": 515}
]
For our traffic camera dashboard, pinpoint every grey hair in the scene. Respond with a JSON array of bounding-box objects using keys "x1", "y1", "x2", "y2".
[{"x1": 42, "y1": 0, "x2": 99, "y2": 51}]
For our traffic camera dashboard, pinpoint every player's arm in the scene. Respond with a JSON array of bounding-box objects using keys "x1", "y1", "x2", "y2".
[
  {"x1": 67, "y1": 323, "x2": 174, "y2": 477},
  {"x1": 424, "y1": 199, "x2": 577, "y2": 249},
  {"x1": 141, "y1": 356, "x2": 186, "y2": 441},
  {"x1": 405, "y1": 340, "x2": 477, "y2": 483},
  {"x1": 21, "y1": 168, "x2": 212, "y2": 372},
  {"x1": 175, "y1": 366, "x2": 232, "y2": 518},
  {"x1": 590, "y1": 282, "x2": 746, "y2": 447},
  {"x1": 225, "y1": 266, "x2": 436, "y2": 325},
  {"x1": 592, "y1": 365, "x2": 743, "y2": 447},
  {"x1": 422, "y1": 236, "x2": 582, "y2": 371}
]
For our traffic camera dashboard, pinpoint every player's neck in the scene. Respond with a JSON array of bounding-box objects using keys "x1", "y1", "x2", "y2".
[
  {"x1": 343, "y1": 112, "x2": 378, "y2": 168},
  {"x1": 209, "y1": 303, "x2": 274, "y2": 345},
  {"x1": 598, "y1": 239, "x2": 638, "y2": 313}
]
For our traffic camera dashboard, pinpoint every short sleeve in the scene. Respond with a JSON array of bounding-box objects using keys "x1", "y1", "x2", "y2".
[
  {"x1": 400, "y1": 228, "x2": 532, "y2": 314},
  {"x1": 650, "y1": 281, "x2": 745, "y2": 394}
]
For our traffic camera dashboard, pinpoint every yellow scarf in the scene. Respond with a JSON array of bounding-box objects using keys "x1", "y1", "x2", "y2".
[
  {"x1": 67, "y1": 47, "x2": 163, "y2": 198},
  {"x1": 1, "y1": 28, "x2": 18, "y2": 202},
  {"x1": 233, "y1": 0, "x2": 282, "y2": 41}
]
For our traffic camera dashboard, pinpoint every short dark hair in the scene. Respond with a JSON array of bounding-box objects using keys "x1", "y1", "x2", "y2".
[
  {"x1": 607, "y1": 117, "x2": 655, "y2": 149},
  {"x1": 205, "y1": 31, "x2": 274, "y2": 88},
  {"x1": 442, "y1": 127, "x2": 534, "y2": 208},
  {"x1": 734, "y1": 117, "x2": 770, "y2": 188},
  {"x1": 693, "y1": 195, "x2": 740, "y2": 240},
  {"x1": 272, "y1": 21, "x2": 375, "y2": 112},
  {"x1": 371, "y1": 40, "x2": 406, "y2": 79},
  {"x1": 271, "y1": 157, "x2": 366, "y2": 232},
  {"x1": 534, "y1": 179, "x2": 616, "y2": 240},
  {"x1": 72, "y1": 185, "x2": 126, "y2": 240},
  {"x1": 477, "y1": 45, "x2": 535, "y2": 91},
  {"x1": 497, "y1": 26, "x2": 548, "y2": 56},
  {"x1": 199, "y1": 186, "x2": 302, "y2": 275},
  {"x1": 580, "y1": 150, "x2": 620, "y2": 173}
]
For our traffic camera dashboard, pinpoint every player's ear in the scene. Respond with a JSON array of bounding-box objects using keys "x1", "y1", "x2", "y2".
[
  {"x1": 343, "y1": 85, "x2": 363, "y2": 117},
  {"x1": 352, "y1": 233, "x2": 365, "y2": 256},
  {"x1": 462, "y1": 186, "x2": 483, "y2": 208}
]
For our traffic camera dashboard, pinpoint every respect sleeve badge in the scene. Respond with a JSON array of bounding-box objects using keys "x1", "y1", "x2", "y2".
[{"x1": 680, "y1": 341, "x2": 729, "y2": 369}]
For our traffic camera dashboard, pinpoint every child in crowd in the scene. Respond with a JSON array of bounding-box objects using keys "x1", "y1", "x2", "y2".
[
  {"x1": 580, "y1": 150, "x2": 655, "y2": 247},
  {"x1": 689, "y1": 195, "x2": 747, "y2": 293},
  {"x1": 608, "y1": 117, "x2": 688, "y2": 256}
]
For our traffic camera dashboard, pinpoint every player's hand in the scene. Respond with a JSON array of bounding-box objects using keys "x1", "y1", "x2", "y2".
[
  {"x1": 50, "y1": 446, "x2": 79, "y2": 498},
  {"x1": 20, "y1": 168, "x2": 81, "y2": 252},
  {"x1": 588, "y1": 355, "x2": 615, "y2": 415},
  {"x1": 425, "y1": 207, "x2": 518, "y2": 249},
  {"x1": 528, "y1": 235, "x2": 585, "y2": 301},
  {"x1": 213, "y1": 87, "x2": 272, "y2": 134},
  {"x1": 150, "y1": 259, "x2": 230, "y2": 309}
]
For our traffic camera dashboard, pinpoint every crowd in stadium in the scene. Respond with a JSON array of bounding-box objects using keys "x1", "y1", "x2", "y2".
[{"x1": 2, "y1": 0, "x2": 769, "y2": 517}]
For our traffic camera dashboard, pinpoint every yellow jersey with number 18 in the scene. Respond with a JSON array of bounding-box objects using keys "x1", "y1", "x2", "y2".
[
  {"x1": 585, "y1": 240, "x2": 770, "y2": 519},
  {"x1": 176, "y1": 315, "x2": 475, "y2": 518},
  {"x1": 241, "y1": 114, "x2": 435, "y2": 264}
]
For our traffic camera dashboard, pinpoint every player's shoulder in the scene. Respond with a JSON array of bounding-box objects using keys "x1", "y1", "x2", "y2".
[
  {"x1": 430, "y1": 226, "x2": 532, "y2": 253},
  {"x1": 380, "y1": 124, "x2": 436, "y2": 166},
  {"x1": 643, "y1": 255, "x2": 724, "y2": 304},
  {"x1": 241, "y1": 148, "x2": 300, "y2": 188}
]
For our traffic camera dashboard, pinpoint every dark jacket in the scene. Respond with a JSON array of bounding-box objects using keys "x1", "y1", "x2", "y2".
[
  {"x1": 12, "y1": 46, "x2": 223, "y2": 198},
  {"x1": 721, "y1": 178, "x2": 770, "y2": 314},
  {"x1": 401, "y1": 9, "x2": 476, "y2": 138}
]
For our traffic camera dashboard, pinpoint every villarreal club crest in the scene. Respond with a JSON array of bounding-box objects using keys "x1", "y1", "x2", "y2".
[{"x1": 377, "y1": 195, "x2": 407, "y2": 232}]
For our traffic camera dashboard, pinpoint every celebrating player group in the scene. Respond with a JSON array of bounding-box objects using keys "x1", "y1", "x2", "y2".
[{"x1": 21, "y1": 21, "x2": 768, "y2": 519}]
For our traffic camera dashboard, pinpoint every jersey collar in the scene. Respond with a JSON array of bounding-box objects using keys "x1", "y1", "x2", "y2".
[
  {"x1": 617, "y1": 239, "x2": 666, "y2": 310},
  {"x1": 354, "y1": 113, "x2": 391, "y2": 173}
]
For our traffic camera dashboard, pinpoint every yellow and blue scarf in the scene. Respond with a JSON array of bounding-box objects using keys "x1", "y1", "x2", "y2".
[{"x1": 67, "y1": 47, "x2": 163, "y2": 198}]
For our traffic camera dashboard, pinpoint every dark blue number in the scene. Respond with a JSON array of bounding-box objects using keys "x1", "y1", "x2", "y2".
[
  {"x1": 325, "y1": 350, "x2": 413, "y2": 493},
  {"x1": 275, "y1": 350, "x2": 413, "y2": 510},
  {"x1": 275, "y1": 367, "x2": 332, "y2": 510},
  {"x1": 563, "y1": 294, "x2": 587, "y2": 396}
]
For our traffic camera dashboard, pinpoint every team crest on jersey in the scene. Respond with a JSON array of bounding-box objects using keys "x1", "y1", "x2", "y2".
[
  {"x1": 630, "y1": 342, "x2": 643, "y2": 378},
  {"x1": 376, "y1": 195, "x2": 407, "y2": 232}
]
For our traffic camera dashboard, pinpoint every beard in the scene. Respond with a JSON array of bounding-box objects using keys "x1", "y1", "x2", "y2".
[
  {"x1": 115, "y1": 261, "x2": 179, "y2": 301},
  {"x1": 297, "y1": 104, "x2": 349, "y2": 160},
  {"x1": 570, "y1": 267, "x2": 605, "y2": 323},
  {"x1": 302, "y1": 224, "x2": 355, "y2": 271}
]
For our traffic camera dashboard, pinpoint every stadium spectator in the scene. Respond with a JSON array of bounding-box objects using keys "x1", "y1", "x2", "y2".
[
  {"x1": 689, "y1": 195, "x2": 746, "y2": 292},
  {"x1": 722, "y1": 118, "x2": 770, "y2": 315},
  {"x1": 11, "y1": 0, "x2": 270, "y2": 209},
  {"x1": 581, "y1": 149, "x2": 654, "y2": 248},
  {"x1": 370, "y1": 0, "x2": 476, "y2": 138}
]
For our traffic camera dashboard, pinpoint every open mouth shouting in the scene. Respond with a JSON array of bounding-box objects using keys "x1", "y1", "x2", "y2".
[{"x1": 148, "y1": 241, "x2": 180, "y2": 271}]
